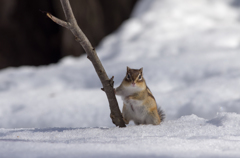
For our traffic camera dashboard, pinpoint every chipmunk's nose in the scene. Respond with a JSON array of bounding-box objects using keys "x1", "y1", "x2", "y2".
[{"x1": 132, "y1": 82, "x2": 135, "y2": 87}]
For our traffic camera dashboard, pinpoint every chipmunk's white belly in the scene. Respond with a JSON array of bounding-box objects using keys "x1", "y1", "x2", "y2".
[
  {"x1": 120, "y1": 85, "x2": 143, "y2": 97},
  {"x1": 123, "y1": 97, "x2": 147, "y2": 122}
]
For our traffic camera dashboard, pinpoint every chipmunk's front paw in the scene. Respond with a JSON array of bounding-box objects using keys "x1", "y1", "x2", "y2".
[{"x1": 124, "y1": 96, "x2": 132, "y2": 104}]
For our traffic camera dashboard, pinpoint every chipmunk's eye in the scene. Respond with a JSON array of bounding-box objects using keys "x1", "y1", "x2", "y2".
[
  {"x1": 126, "y1": 74, "x2": 130, "y2": 80},
  {"x1": 138, "y1": 75, "x2": 142, "y2": 80}
]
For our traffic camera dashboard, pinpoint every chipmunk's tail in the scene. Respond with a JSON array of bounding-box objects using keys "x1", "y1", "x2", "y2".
[{"x1": 157, "y1": 107, "x2": 165, "y2": 122}]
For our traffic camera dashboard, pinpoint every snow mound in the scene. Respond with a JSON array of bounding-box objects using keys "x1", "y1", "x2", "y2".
[
  {"x1": 207, "y1": 112, "x2": 240, "y2": 127},
  {"x1": 1, "y1": 113, "x2": 240, "y2": 157}
]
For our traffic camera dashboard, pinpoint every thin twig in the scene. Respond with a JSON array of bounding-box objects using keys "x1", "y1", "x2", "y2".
[{"x1": 46, "y1": 12, "x2": 69, "y2": 29}]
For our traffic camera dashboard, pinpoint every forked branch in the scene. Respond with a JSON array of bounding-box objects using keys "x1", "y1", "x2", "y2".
[{"x1": 46, "y1": 0, "x2": 126, "y2": 127}]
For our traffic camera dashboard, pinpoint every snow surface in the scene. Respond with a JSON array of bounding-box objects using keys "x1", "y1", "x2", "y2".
[
  {"x1": 1, "y1": 113, "x2": 240, "y2": 158},
  {"x1": 1, "y1": 0, "x2": 240, "y2": 157}
]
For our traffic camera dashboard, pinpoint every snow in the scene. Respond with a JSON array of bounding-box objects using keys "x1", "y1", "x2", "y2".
[
  {"x1": 1, "y1": 113, "x2": 240, "y2": 158},
  {"x1": 1, "y1": 0, "x2": 240, "y2": 157}
]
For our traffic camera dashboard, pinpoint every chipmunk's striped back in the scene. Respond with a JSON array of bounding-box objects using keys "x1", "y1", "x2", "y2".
[{"x1": 147, "y1": 86, "x2": 165, "y2": 122}]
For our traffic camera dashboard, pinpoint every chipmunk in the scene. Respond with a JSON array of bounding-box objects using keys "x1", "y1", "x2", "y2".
[{"x1": 115, "y1": 67, "x2": 165, "y2": 125}]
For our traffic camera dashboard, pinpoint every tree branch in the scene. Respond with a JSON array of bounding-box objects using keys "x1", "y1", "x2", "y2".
[{"x1": 46, "y1": 0, "x2": 126, "y2": 127}]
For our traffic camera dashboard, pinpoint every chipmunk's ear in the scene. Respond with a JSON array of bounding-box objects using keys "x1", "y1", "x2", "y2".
[
  {"x1": 127, "y1": 66, "x2": 130, "y2": 72},
  {"x1": 139, "y1": 67, "x2": 143, "y2": 73}
]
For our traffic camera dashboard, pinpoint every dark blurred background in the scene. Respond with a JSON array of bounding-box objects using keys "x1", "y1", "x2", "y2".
[{"x1": 0, "y1": 0, "x2": 138, "y2": 69}]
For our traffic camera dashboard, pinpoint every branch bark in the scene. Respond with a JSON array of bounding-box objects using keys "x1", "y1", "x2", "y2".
[{"x1": 46, "y1": 0, "x2": 126, "y2": 127}]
